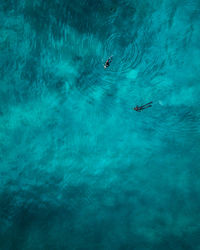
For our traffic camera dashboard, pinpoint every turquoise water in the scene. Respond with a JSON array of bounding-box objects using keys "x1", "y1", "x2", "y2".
[{"x1": 1, "y1": 0, "x2": 200, "y2": 249}]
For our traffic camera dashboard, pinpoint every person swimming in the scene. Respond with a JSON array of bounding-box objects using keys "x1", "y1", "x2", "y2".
[
  {"x1": 133, "y1": 102, "x2": 153, "y2": 112},
  {"x1": 104, "y1": 56, "x2": 112, "y2": 69}
]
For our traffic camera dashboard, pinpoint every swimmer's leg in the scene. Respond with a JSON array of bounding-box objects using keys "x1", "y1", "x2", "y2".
[
  {"x1": 142, "y1": 105, "x2": 152, "y2": 109},
  {"x1": 141, "y1": 102, "x2": 152, "y2": 108}
]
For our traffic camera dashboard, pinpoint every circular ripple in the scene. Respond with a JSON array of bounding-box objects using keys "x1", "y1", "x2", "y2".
[
  {"x1": 102, "y1": 33, "x2": 142, "y2": 74},
  {"x1": 57, "y1": 5, "x2": 143, "y2": 101}
]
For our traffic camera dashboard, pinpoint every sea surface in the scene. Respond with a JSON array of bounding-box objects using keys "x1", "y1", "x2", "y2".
[{"x1": 1, "y1": 0, "x2": 200, "y2": 249}]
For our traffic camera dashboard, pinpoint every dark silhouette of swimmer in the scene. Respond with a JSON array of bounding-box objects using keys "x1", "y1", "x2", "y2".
[
  {"x1": 133, "y1": 102, "x2": 153, "y2": 112},
  {"x1": 104, "y1": 56, "x2": 112, "y2": 69}
]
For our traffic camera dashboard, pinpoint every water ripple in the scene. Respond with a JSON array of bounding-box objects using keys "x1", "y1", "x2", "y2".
[{"x1": 103, "y1": 33, "x2": 142, "y2": 74}]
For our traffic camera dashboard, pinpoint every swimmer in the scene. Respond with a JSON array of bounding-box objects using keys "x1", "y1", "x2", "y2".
[
  {"x1": 104, "y1": 56, "x2": 113, "y2": 69},
  {"x1": 133, "y1": 102, "x2": 153, "y2": 112}
]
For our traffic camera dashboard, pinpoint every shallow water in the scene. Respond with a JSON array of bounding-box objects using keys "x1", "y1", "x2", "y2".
[{"x1": 0, "y1": 0, "x2": 200, "y2": 249}]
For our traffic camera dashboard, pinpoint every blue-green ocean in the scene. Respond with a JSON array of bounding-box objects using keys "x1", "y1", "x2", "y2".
[{"x1": 1, "y1": 0, "x2": 200, "y2": 249}]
